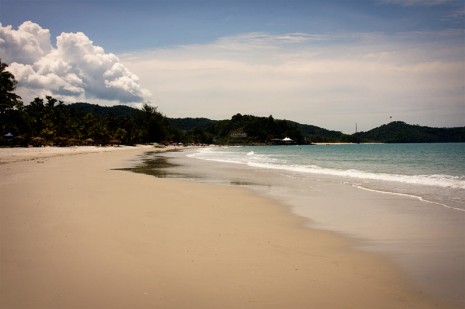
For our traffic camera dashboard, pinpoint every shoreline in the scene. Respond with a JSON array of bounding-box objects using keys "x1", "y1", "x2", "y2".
[
  {"x1": 0, "y1": 147, "x2": 452, "y2": 308},
  {"x1": 154, "y1": 147, "x2": 464, "y2": 307}
]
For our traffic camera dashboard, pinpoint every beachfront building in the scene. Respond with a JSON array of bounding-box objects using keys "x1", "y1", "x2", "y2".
[{"x1": 271, "y1": 137, "x2": 296, "y2": 145}]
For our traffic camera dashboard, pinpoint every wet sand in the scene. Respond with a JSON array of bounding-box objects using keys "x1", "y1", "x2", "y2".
[
  {"x1": 157, "y1": 148, "x2": 465, "y2": 307},
  {"x1": 0, "y1": 147, "x2": 450, "y2": 308}
]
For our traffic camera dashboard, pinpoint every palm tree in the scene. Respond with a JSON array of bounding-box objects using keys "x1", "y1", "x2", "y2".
[{"x1": 0, "y1": 59, "x2": 23, "y2": 135}]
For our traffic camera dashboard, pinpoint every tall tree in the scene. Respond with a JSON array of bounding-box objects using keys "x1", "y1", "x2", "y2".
[
  {"x1": 0, "y1": 59, "x2": 23, "y2": 134},
  {"x1": 141, "y1": 103, "x2": 168, "y2": 143}
]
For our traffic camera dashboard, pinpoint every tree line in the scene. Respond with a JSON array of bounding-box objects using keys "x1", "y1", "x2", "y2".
[
  {"x1": 0, "y1": 59, "x2": 312, "y2": 146},
  {"x1": 0, "y1": 59, "x2": 177, "y2": 146},
  {"x1": 1, "y1": 59, "x2": 464, "y2": 146},
  {"x1": 353, "y1": 121, "x2": 465, "y2": 143}
]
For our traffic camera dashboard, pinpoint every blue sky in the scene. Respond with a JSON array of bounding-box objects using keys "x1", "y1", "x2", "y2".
[
  {"x1": 3, "y1": 0, "x2": 463, "y2": 52},
  {"x1": 1, "y1": 0, "x2": 464, "y2": 132}
]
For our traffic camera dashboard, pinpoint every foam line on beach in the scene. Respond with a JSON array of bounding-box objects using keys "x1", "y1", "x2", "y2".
[
  {"x1": 189, "y1": 147, "x2": 465, "y2": 190},
  {"x1": 352, "y1": 184, "x2": 465, "y2": 212}
]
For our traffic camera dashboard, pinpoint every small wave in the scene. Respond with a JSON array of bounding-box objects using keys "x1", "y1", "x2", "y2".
[
  {"x1": 247, "y1": 162, "x2": 465, "y2": 189},
  {"x1": 189, "y1": 148, "x2": 465, "y2": 190},
  {"x1": 353, "y1": 185, "x2": 465, "y2": 212},
  {"x1": 187, "y1": 147, "x2": 246, "y2": 164}
]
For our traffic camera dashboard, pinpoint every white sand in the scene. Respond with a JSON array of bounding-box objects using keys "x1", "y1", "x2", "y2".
[{"x1": 0, "y1": 147, "x2": 451, "y2": 308}]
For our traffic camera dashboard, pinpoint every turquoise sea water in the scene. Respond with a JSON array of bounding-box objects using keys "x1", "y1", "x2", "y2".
[{"x1": 189, "y1": 143, "x2": 465, "y2": 211}]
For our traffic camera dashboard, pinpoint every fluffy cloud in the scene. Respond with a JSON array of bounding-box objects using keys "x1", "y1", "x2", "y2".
[
  {"x1": 0, "y1": 21, "x2": 151, "y2": 104},
  {"x1": 0, "y1": 21, "x2": 52, "y2": 64}
]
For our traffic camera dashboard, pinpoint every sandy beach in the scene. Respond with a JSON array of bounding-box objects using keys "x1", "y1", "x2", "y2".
[{"x1": 0, "y1": 147, "x2": 450, "y2": 308}]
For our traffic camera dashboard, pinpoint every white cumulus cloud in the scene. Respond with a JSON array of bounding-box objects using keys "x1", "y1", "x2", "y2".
[{"x1": 0, "y1": 21, "x2": 151, "y2": 104}]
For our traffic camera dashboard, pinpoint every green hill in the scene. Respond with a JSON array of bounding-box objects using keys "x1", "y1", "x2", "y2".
[
  {"x1": 64, "y1": 102, "x2": 139, "y2": 118},
  {"x1": 167, "y1": 115, "x2": 355, "y2": 144},
  {"x1": 354, "y1": 121, "x2": 465, "y2": 143},
  {"x1": 296, "y1": 123, "x2": 353, "y2": 143},
  {"x1": 168, "y1": 118, "x2": 216, "y2": 131},
  {"x1": 211, "y1": 114, "x2": 307, "y2": 144}
]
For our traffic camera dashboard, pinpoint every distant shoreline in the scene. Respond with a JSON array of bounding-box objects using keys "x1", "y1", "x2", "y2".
[
  {"x1": 0, "y1": 145, "x2": 181, "y2": 165},
  {"x1": 312, "y1": 142, "x2": 383, "y2": 145}
]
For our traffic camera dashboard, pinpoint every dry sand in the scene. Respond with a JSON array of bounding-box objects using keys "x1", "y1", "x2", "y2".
[
  {"x1": 0, "y1": 145, "x2": 156, "y2": 165},
  {"x1": 0, "y1": 147, "x2": 450, "y2": 308}
]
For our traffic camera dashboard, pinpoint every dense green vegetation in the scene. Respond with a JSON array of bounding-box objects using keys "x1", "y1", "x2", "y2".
[
  {"x1": 354, "y1": 121, "x2": 465, "y2": 143},
  {"x1": 1, "y1": 59, "x2": 464, "y2": 146},
  {"x1": 296, "y1": 123, "x2": 355, "y2": 143},
  {"x1": 0, "y1": 60, "x2": 23, "y2": 138},
  {"x1": 210, "y1": 114, "x2": 307, "y2": 145},
  {"x1": 1, "y1": 95, "x2": 177, "y2": 146}
]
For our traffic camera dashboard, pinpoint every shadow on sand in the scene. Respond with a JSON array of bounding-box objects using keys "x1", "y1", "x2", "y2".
[{"x1": 114, "y1": 151, "x2": 188, "y2": 179}]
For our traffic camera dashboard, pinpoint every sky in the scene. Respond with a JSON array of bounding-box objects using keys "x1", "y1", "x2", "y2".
[{"x1": 1, "y1": 0, "x2": 464, "y2": 133}]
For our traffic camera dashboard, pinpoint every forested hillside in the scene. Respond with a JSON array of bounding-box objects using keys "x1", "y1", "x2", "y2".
[
  {"x1": 2, "y1": 100, "x2": 464, "y2": 146},
  {"x1": 296, "y1": 123, "x2": 354, "y2": 143},
  {"x1": 65, "y1": 102, "x2": 139, "y2": 118},
  {"x1": 208, "y1": 113, "x2": 307, "y2": 145},
  {"x1": 354, "y1": 121, "x2": 465, "y2": 143}
]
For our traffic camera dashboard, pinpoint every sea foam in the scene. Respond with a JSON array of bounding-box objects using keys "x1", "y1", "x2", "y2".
[{"x1": 189, "y1": 147, "x2": 465, "y2": 190}]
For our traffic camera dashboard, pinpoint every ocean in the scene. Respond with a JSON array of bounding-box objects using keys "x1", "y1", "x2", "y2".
[
  {"x1": 188, "y1": 143, "x2": 465, "y2": 211},
  {"x1": 134, "y1": 143, "x2": 465, "y2": 306}
]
